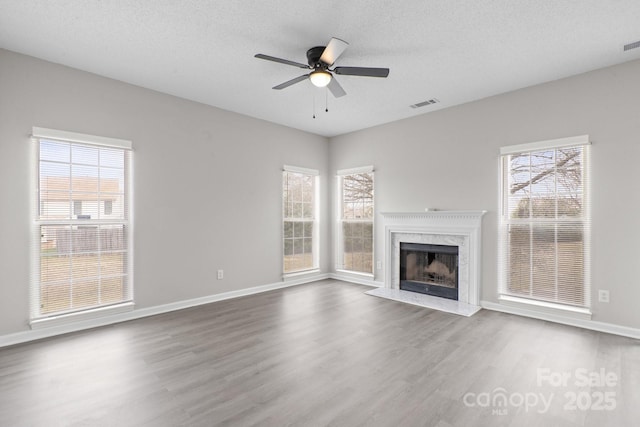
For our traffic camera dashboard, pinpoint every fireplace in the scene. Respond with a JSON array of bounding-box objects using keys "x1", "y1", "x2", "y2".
[
  {"x1": 400, "y1": 243, "x2": 458, "y2": 300},
  {"x1": 365, "y1": 210, "x2": 486, "y2": 316}
]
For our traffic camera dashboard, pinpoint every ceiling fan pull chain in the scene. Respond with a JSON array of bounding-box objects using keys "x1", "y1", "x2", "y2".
[
  {"x1": 312, "y1": 90, "x2": 316, "y2": 119},
  {"x1": 325, "y1": 88, "x2": 329, "y2": 113}
]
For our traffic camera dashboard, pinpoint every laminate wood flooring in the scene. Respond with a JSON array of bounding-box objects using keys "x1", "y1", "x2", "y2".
[{"x1": 1, "y1": 280, "x2": 638, "y2": 427}]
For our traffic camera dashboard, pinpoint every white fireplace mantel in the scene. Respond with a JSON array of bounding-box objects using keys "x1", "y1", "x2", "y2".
[{"x1": 374, "y1": 210, "x2": 487, "y2": 315}]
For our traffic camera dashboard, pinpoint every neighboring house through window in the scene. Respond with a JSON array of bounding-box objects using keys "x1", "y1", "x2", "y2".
[
  {"x1": 32, "y1": 127, "x2": 133, "y2": 322},
  {"x1": 336, "y1": 167, "x2": 374, "y2": 275},
  {"x1": 499, "y1": 135, "x2": 590, "y2": 311},
  {"x1": 104, "y1": 200, "x2": 113, "y2": 216},
  {"x1": 73, "y1": 200, "x2": 82, "y2": 216},
  {"x1": 282, "y1": 165, "x2": 319, "y2": 274}
]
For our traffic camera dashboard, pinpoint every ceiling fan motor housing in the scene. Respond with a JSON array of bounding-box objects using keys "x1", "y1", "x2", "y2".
[{"x1": 307, "y1": 46, "x2": 328, "y2": 67}]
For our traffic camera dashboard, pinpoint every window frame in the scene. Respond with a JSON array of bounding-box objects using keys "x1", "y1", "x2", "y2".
[
  {"x1": 499, "y1": 135, "x2": 591, "y2": 314},
  {"x1": 282, "y1": 165, "x2": 319, "y2": 276},
  {"x1": 335, "y1": 166, "x2": 374, "y2": 276},
  {"x1": 30, "y1": 127, "x2": 134, "y2": 326}
]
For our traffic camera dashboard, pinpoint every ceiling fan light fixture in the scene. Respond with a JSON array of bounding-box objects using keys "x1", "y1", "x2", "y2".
[{"x1": 309, "y1": 70, "x2": 332, "y2": 87}]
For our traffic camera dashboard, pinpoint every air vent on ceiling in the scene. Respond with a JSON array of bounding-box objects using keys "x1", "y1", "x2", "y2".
[
  {"x1": 410, "y1": 99, "x2": 439, "y2": 109},
  {"x1": 623, "y1": 40, "x2": 640, "y2": 51}
]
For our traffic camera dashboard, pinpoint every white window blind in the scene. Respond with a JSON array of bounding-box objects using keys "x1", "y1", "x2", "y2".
[
  {"x1": 499, "y1": 136, "x2": 590, "y2": 308},
  {"x1": 31, "y1": 127, "x2": 133, "y2": 320},
  {"x1": 283, "y1": 166, "x2": 319, "y2": 274},
  {"x1": 336, "y1": 166, "x2": 374, "y2": 274}
]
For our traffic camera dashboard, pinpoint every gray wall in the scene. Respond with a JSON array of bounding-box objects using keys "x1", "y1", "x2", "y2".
[
  {"x1": 0, "y1": 49, "x2": 330, "y2": 335},
  {"x1": 2, "y1": 47, "x2": 639, "y2": 337},
  {"x1": 330, "y1": 58, "x2": 640, "y2": 329}
]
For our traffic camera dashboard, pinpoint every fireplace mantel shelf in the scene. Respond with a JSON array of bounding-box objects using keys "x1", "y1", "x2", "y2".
[{"x1": 380, "y1": 210, "x2": 487, "y2": 220}]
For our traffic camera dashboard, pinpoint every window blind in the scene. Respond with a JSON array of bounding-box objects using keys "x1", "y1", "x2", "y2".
[
  {"x1": 499, "y1": 136, "x2": 590, "y2": 308},
  {"x1": 31, "y1": 127, "x2": 133, "y2": 320}
]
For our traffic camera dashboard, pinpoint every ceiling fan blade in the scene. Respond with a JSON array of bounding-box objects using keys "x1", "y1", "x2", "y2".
[
  {"x1": 255, "y1": 54, "x2": 310, "y2": 69},
  {"x1": 327, "y1": 76, "x2": 346, "y2": 98},
  {"x1": 334, "y1": 67, "x2": 390, "y2": 78},
  {"x1": 319, "y1": 37, "x2": 349, "y2": 66},
  {"x1": 273, "y1": 74, "x2": 309, "y2": 90}
]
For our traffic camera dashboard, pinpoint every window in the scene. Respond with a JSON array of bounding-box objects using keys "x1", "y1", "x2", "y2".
[
  {"x1": 283, "y1": 166, "x2": 319, "y2": 274},
  {"x1": 104, "y1": 200, "x2": 113, "y2": 216},
  {"x1": 31, "y1": 127, "x2": 133, "y2": 321},
  {"x1": 336, "y1": 167, "x2": 374, "y2": 274},
  {"x1": 499, "y1": 136, "x2": 590, "y2": 309}
]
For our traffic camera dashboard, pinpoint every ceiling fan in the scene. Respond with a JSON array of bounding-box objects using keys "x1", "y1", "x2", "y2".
[{"x1": 254, "y1": 37, "x2": 389, "y2": 98}]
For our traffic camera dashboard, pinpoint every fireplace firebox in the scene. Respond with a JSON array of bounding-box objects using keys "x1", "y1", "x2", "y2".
[{"x1": 399, "y1": 242, "x2": 459, "y2": 300}]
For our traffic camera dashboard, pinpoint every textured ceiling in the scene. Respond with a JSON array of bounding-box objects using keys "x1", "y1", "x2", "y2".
[{"x1": 1, "y1": 0, "x2": 640, "y2": 137}]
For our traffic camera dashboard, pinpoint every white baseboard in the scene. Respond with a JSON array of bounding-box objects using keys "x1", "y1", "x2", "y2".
[
  {"x1": 0, "y1": 273, "x2": 330, "y2": 348},
  {"x1": 329, "y1": 272, "x2": 383, "y2": 288},
  {"x1": 481, "y1": 300, "x2": 640, "y2": 340}
]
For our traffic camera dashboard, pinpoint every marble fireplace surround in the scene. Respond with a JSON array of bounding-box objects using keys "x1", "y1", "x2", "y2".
[{"x1": 367, "y1": 210, "x2": 486, "y2": 316}]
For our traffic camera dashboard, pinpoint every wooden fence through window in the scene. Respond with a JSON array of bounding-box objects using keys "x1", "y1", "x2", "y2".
[{"x1": 54, "y1": 227, "x2": 125, "y2": 253}]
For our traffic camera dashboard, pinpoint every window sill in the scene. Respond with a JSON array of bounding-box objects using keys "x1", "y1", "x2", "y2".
[
  {"x1": 282, "y1": 268, "x2": 321, "y2": 281},
  {"x1": 335, "y1": 269, "x2": 374, "y2": 278},
  {"x1": 30, "y1": 302, "x2": 135, "y2": 330},
  {"x1": 498, "y1": 295, "x2": 592, "y2": 321}
]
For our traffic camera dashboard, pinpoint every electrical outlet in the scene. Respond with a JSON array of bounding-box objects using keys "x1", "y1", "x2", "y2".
[
  {"x1": 376, "y1": 260, "x2": 382, "y2": 270},
  {"x1": 217, "y1": 269, "x2": 224, "y2": 280},
  {"x1": 598, "y1": 290, "x2": 609, "y2": 303}
]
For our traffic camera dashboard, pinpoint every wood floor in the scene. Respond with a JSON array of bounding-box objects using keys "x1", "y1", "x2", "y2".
[{"x1": 1, "y1": 280, "x2": 638, "y2": 427}]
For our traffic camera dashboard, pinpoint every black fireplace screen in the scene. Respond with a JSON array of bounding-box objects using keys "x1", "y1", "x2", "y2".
[{"x1": 400, "y1": 242, "x2": 459, "y2": 300}]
